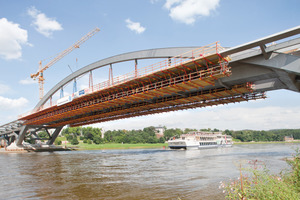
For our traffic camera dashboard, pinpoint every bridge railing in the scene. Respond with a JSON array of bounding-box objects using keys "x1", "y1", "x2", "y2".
[
  {"x1": 19, "y1": 42, "x2": 224, "y2": 119},
  {"x1": 92, "y1": 42, "x2": 223, "y2": 92}
]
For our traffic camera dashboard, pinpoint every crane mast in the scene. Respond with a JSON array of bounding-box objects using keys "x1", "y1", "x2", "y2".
[{"x1": 31, "y1": 27, "x2": 100, "y2": 100}]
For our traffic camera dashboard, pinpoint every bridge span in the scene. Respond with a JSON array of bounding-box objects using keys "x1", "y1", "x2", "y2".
[{"x1": 1, "y1": 26, "x2": 300, "y2": 150}]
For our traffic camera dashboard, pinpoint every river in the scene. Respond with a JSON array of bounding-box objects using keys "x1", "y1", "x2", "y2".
[{"x1": 0, "y1": 143, "x2": 299, "y2": 200}]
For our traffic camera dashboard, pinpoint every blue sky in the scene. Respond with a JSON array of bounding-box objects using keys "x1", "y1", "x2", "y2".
[{"x1": 0, "y1": 0, "x2": 300, "y2": 130}]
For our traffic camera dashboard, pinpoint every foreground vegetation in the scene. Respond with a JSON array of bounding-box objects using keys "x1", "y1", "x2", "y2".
[{"x1": 220, "y1": 150, "x2": 300, "y2": 199}]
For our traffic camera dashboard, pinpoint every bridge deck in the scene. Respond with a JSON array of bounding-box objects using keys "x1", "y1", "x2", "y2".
[{"x1": 19, "y1": 43, "x2": 265, "y2": 127}]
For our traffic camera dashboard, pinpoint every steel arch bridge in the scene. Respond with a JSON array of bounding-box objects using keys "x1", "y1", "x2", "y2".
[
  {"x1": 36, "y1": 47, "x2": 204, "y2": 109},
  {"x1": 1, "y1": 26, "x2": 300, "y2": 150}
]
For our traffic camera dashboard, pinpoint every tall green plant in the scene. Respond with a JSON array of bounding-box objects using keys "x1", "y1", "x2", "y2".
[
  {"x1": 221, "y1": 153, "x2": 300, "y2": 199},
  {"x1": 285, "y1": 149, "x2": 300, "y2": 193}
]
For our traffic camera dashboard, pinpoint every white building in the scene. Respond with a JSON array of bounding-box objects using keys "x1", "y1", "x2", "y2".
[{"x1": 154, "y1": 126, "x2": 165, "y2": 138}]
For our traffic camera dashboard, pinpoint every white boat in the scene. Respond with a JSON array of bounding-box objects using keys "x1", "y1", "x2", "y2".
[{"x1": 167, "y1": 132, "x2": 233, "y2": 150}]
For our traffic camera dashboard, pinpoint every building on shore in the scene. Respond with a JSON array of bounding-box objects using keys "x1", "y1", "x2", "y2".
[
  {"x1": 154, "y1": 126, "x2": 165, "y2": 139},
  {"x1": 284, "y1": 135, "x2": 294, "y2": 142}
]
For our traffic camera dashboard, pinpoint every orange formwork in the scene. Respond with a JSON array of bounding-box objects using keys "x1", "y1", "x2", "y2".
[
  {"x1": 19, "y1": 42, "x2": 265, "y2": 127},
  {"x1": 21, "y1": 63, "x2": 230, "y2": 126},
  {"x1": 65, "y1": 86, "x2": 266, "y2": 127}
]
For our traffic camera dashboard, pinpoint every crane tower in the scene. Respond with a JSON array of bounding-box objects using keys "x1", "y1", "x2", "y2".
[{"x1": 31, "y1": 27, "x2": 100, "y2": 100}]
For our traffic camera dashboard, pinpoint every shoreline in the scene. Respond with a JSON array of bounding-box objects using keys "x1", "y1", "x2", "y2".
[
  {"x1": 1, "y1": 141, "x2": 299, "y2": 153},
  {"x1": 61, "y1": 143, "x2": 168, "y2": 151},
  {"x1": 233, "y1": 140, "x2": 300, "y2": 145},
  {"x1": 64, "y1": 140, "x2": 300, "y2": 151}
]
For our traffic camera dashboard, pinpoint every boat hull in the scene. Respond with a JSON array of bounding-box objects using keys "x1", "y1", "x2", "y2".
[
  {"x1": 168, "y1": 139, "x2": 199, "y2": 150},
  {"x1": 167, "y1": 132, "x2": 233, "y2": 150}
]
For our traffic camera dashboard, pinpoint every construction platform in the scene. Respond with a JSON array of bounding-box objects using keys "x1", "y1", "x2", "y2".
[{"x1": 19, "y1": 42, "x2": 266, "y2": 127}]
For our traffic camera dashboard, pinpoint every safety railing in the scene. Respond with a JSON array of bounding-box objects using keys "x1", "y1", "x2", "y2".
[
  {"x1": 19, "y1": 42, "x2": 225, "y2": 119},
  {"x1": 92, "y1": 42, "x2": 224, "y2": 92}
]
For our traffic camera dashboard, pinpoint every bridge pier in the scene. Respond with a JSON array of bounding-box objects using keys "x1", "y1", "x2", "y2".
[
  {"x1": 1, "y1": 123, "x2": 65, "y2": 152},
  {"x1": 16, "y1": 125, "x2": 29, "y2": 145},
  {"x1": 47, "y1": 126, "x2": 63, "y2": 145}
]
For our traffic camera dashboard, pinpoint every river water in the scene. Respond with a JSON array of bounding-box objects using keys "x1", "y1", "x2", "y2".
[{"x1": 0, "y1": 143, "x2": 299, "y2": 200}]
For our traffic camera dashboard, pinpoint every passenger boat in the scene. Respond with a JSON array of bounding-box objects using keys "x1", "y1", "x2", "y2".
[{"x1": 167, "y1": 132, "x2": 233, "y2": 150}]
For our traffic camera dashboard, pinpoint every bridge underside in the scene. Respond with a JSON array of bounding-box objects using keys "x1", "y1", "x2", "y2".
[
  {"x1": 3, "y1": 26, "x2": 300, "y2": 148},
  {"x1": 0, "y1": 122, "x2": 63, "y2": 146},
  {"x1": 20, "y1": 51, "x2": 265, "y2": 128}
]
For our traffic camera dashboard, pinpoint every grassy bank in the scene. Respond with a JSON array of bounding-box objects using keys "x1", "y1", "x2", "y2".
[
  {"x1": 58, "y1": 139, "x2": 300, "y2": 150},
  {"x1": 233, "y1": 140, "x2": 300, "y2": 145},
  {"x1": 62, "y1": 142, "x2": 168, "y2": 150}
]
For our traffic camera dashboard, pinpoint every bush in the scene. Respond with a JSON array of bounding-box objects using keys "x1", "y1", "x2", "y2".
[
  {"x1": 83, "y1": 139, "x2": 87, "y2": 143},
  {"x1": 221, "y1": 154, "x2": 300, "y2": 199},
  {"x1": 55, "y1": 139, "x2": 62, "y2": 145},
  {"x1": 66, "y1": 134, "x2": 73, "y2": 141},
  {"x1": 71, "y1": 138, "x2": 79, "y2": 145},
  {"x1": 87, "y1": 139, "x2": 92, "y2": 144},
  {"x1": 93, "y1": 135, "x2": 103, "y2": 144},
  {"x1": 158, "y1": 137, "x2": 165, "y2": 143},
  {"x1": 285, "y1": 149, "x2": 300, "y2": 192},
  {"x1": 79, "y1": 136, "x2": 84, "y2": 140}
]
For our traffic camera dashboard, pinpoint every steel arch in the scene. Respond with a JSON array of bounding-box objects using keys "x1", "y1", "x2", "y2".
[{"x1": 35, "y1": 47, "x2": 200, "y2": 109}]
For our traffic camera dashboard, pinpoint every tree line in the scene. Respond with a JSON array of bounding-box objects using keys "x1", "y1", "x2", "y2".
[
  {"x1": 224, "y1": 129, "x2": 300, "y2": 142},
  {"x1": 60, "y1": 126, "x2": 168, "y2": 145},
  {"x1": 55, "y1": 127, "x2": 300, "y2": 145}
]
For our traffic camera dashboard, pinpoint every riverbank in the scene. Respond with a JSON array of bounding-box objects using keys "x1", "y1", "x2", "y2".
[
  {"x1": 62, "y1": 142, "x2": 168, "y2": 150},
  {"x1": 233, "y1": 140, "x2": 300, "y2": 145},
  {"x1": 60, "y1": 140, "x2": 300, "y2": 150}
]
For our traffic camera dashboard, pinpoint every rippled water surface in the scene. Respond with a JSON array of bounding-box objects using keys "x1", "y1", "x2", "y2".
[{"x1": 0, "y1": 143, "x2": 299, "y2": 200}]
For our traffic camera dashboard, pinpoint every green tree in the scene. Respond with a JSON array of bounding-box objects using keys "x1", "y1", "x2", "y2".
[
  {"x1": 38, "y1": 131, "x2": 48, "y2": 138},
  {"x1": 183, "y1": 128, "x2": 197, "y2": 134},
  {"x1": 55, "y1": 139, "x2": 62, "y2": 145},
  {"x1": 164, "y1": 128, "x2": 183, "y2": 140},
  {"x1": 93, "y1": 135, "x2": 104, "y2": 144},
  {"x1": 158, "y1": 137, "x2": 165, "y2": 143},
  {"x1": 224, "y1": 129, "x2": 233, "y2": 136},
  {"x1": 65, "y1": 134, "x2": 73, "y2": 141},
  {"x1": 71, "y1": 138, "x2": 79, "y2": 145}
]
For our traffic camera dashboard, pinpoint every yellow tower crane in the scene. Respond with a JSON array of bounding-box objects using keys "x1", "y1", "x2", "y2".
[{"x1": 31, "y1": 27, "x2": 100, "y2": 100}]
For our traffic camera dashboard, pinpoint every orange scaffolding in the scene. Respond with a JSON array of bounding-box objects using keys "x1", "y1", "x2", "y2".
[{"x1": 19, "y1": 42, "x2": 265, "y2": 127}]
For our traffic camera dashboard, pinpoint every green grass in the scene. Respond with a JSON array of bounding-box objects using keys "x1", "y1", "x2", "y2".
[
  {"x1": 61, "y1": 142, "x2": 168, "y2": 150},
  {"x1": 233, "y1": 140, "x2": 300, "y2": 145}
]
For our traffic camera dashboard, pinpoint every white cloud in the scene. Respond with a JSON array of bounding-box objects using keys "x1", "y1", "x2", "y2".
[
  {"x1": 125, "y1": 19, "x2": 146, "y2": 34},
  {"x1": 0, "y1": 18, "x2": 30, "y2": 60},
  {"x1": 0, "y1": 96, "x2": 29, "y2": 110},
  {"x1": 164, "y1": 0, "x2": 220, "y2": 24},
  {"x1": 19, "y1": 77, "x2": 37, "y2": 85},
  {"x1": 27, "y1": 6, "x2": 63, "y2": 37},
  {"x1": 150, "y1": 0, "x2": 160, "y2": 4},
  {"x1": 0, "y1": 83, "x2": 11, "y2": 95}
]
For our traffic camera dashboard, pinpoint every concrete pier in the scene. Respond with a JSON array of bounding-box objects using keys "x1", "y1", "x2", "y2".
[{"x1": 1, "y1": 142, "x2": 71, "y2": 153}]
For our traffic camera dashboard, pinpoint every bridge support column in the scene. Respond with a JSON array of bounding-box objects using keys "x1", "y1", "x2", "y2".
[
  {"x1": 89, "y1": 71, "x2": 93, "y2": 92},
  {"x1": 135, "y1": 59, "x2": 138, "y2": 77},
  {"x1": 109, "y1": 64, "x2": 113, "y2": 86},
  {"x1": 47, "y1": 126, "x2": 63, "y2": 145},
  {"x1": 16, "y1": 125, "x2": 29, "y2": 145}
]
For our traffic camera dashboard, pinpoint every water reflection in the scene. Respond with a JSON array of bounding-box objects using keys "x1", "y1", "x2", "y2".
[{"x1": 0, "y1": 143, "x2": 299, "y2": 199}]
